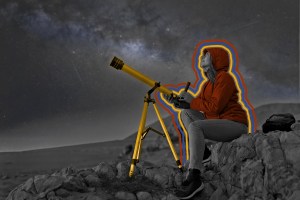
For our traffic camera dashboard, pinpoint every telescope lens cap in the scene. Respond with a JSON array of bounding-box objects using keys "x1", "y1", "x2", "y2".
[{"x1": 110, "y1": 56, "x2": 124, "y2": 70}]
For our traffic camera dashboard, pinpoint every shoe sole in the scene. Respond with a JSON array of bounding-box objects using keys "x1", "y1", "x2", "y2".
[
  {"x1": 179, "y1": 182, "x2": 204, "y2": 200},
  {"x1": 202, "y1": 156, "x2": 211, "y2": 164}
]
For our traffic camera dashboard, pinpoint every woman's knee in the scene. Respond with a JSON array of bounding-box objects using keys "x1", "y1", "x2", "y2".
[
  {"x1": 180, "y1": 109, "x2": 188, "y2": 119},
  {"x1": 180, "y1": 109, "x2": 192, "y2": 128},
  {"x1": 188, "y1": 120, "x2": 204, "y2": 134},
  {"x1": 180, "y1": 109, "x2": 205, "y2": 122}
]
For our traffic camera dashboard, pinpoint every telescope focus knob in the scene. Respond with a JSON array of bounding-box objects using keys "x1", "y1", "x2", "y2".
[{"x1": 110, "y1": 56, "x2": 124, "y2": 70}]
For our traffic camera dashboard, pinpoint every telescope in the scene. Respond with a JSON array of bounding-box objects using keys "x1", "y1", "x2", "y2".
[
  {"x1": 109, "y1": 57, "x2": 190, "y2": 177},
  {"x1": 110, "y1": 57, "x2": 183, "y2": 97}
]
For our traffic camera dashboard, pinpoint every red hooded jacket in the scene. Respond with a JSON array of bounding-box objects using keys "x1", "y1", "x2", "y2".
[{"x1": 190, "y1": 48, "x2": 248, "y2": 127}]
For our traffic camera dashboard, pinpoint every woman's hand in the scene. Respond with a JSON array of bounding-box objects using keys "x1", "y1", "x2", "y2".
[
  {"x1": 179, "y1": 91, "x2": 194, "y2": 103},
  {"x1": 163, "y1": 94, "x2": 191, "y2": 109},
  {"x1": 174, "y1": 99, "x2": 190, "y2": 109}
]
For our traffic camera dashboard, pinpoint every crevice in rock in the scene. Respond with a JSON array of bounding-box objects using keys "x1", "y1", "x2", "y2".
[{"x1": 32, "y1": 177, "x2": 38, "y2": 194}]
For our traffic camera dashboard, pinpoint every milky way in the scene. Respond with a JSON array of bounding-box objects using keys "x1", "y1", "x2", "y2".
[{"x1": 0, "y1": 0, "x2": 298, "y2": 151}]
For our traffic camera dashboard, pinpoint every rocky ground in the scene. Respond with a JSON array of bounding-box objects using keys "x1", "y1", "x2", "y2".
[{"x1": 6, "y1": 127, "x2": 300, "y2": 200}]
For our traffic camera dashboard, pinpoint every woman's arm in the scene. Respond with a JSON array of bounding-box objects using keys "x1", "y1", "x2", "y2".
[{"x1": 190, "y1": 72, "x2": 235, "y2": 114}]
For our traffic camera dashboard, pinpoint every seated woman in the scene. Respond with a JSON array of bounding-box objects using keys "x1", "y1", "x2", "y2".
[{"x1": 168, "y1": 47, "x2": 248, "y2": 199}]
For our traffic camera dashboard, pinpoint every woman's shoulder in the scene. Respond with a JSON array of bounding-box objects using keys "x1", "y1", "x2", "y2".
[{"x1": 216, "y1": 71, "x2": 234, "y2": 83}]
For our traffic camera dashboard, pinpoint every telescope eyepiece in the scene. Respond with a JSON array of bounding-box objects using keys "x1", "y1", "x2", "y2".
[{"x1": 110, "y1": 56, "x2": 124, "y2": 70}]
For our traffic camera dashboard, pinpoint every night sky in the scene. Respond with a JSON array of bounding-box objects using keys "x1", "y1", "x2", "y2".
[{"x1": 0, "y1": 0, "x2": 299, "y2": 151}]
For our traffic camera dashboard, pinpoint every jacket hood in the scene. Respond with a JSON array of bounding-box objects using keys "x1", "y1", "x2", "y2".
[{"x1": 204, "y1": 48, "x2": 229, "y2": 71}]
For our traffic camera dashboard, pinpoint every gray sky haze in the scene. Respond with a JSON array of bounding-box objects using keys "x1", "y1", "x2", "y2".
[{"x1": 0, "y1": 0, "x2": 299, "y2": 151}]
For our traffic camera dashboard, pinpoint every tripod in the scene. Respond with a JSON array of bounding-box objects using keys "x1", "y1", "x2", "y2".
[
  {"x1": 109, "y1": 56, "x2": 186, "y2": 177},
  {"x1": 129, "y1": 83, "x2": 183, "y2": 177}
]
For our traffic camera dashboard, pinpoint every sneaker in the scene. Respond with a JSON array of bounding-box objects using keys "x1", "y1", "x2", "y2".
[
  {"x1": 175, "y1": 177, "x2": 204, "y2": 199},
  {"x1": 182, "y1": 168, "x2": 200, "y2": 186},
  {"x1": 202, "y1": 145, "x2": 211, "y2": 164}
]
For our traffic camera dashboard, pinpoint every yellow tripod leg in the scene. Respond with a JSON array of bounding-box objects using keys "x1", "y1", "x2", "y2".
[
  {"x1": 153, "y1": 103, "x2": 182, "y2": 171},
  {"x1": 136, "y1": 131, "x2": 144, "y2": 164},
  {"x1": 129, "y1": 100, "x2": 149, "y2": 177}
]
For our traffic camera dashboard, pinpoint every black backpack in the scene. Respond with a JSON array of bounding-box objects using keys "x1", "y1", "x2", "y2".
[{"x1": 262, "y1": 113, "x2": 296, "y2": 133}]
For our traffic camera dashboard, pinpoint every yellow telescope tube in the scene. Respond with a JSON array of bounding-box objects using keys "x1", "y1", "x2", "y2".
[{"x1": 110, "y1": 57, "x2": 174, "y2": 96}]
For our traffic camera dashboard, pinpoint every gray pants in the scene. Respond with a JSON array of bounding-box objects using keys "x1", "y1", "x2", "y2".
[{"x1": 180, "y1": 109, "x2": 248, "y2": 170}]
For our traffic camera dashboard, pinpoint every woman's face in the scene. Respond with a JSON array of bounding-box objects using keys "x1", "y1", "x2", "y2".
[{"x1": 200, "y1": 52, "x2": 212, "y2": 72}]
